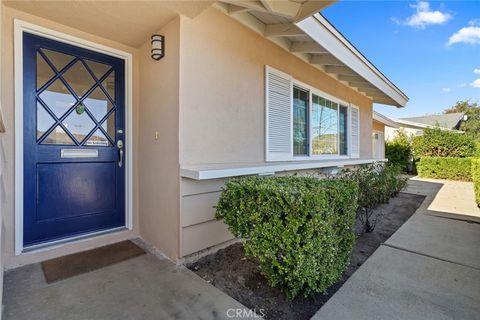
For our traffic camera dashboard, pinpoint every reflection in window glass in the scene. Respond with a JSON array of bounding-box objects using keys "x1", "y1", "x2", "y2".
[
  {"x1": 102, "y1": 111, "x2": 116, "y2": 141},
  {"x1": 86, "y1": 129, "x2": 111, "y2": 146},
  {"x1": 39, "y1": 79, "x2": 77, "y2": 118},
  {"x1": 312, "y1": 95, "x2": 338, "y2": 155},
  {"x1": 62, "y1": 109, "x2": 96, "y2": 143},
  {"x1": 85, "y1": 60, "x2": 111, "y2": 80},
  {"x1": 293, "y1": 87, "x2": 309, "y2": 156},
  {"x1": 62, "y1": 61, "x2": 96, "y2": 98},
  {"x1": 340, "y1": 105, "x2": 348, "y2": 155},
  {"x1": 41, "y1": 48, "x2": 75, "y2": 72},
  {"x1": 83, "y1": 87, "x2": 113, "y2": 121},
  {"x1": 101, "y1": 71, "x2": 115, "y2": 101},
  {"x1": 43, "y1": 125, "x2": 75, "y2": 145},
  {"x1": 36, "y1": 102, "x2": 55, "y2": 140},
  {"x1": 36, "y1": 52, "x2": 55, "y2": 90}
]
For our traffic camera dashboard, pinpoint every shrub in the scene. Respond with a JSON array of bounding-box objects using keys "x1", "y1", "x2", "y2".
[
  {"x1": 335, "y1": 163, "x2": 408, "y2": 232},
  {"x1": 475, "y1": 141, "x2": 480, "y2": 158},
  {"x1": 412, "y1": 128, "x2": 475, "y2": 159},
  {"x1": 471, "y1": 159, "x2": 480, "y2": 206},
  {"x1": 215, "y1": 176, "x2": 358, "y2": 300},
  {"x1": 417, "y1": 157, "x2": 472, "y2": 181},
  {"x1": 386, "y1": 130, "x2": 412, "y2": 172}
]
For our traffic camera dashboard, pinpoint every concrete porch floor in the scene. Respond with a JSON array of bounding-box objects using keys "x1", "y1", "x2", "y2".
[
  {"x1": 313, "y1": 177, "x2": 480, "y2": 320},
  {"x1": 3, "y1": 245, "x2": 255, "y2": 320}
]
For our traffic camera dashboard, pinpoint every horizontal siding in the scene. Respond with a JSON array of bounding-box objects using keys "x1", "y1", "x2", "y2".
[
  {"x1": 182, "y1": 191, "x2": 221, "y2": 227},
  {"x1": 182, "y1": 220, "x2": 234, "y2": 256},
  {"x1": 181, "y1": 177, "x2": 226, "y2": 196},
  {"x1": 181, "y1": 177, "x2": 229, "y2": 256}
]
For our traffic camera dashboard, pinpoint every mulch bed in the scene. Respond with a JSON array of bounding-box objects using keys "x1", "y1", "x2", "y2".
[{"x1": 188, "y1": 192, "x2": 425, "y2": 320}]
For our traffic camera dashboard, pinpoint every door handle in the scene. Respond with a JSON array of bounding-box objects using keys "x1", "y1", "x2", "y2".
[{"x1": 117, "y1": 140, "x2": 124, "y2": 168}]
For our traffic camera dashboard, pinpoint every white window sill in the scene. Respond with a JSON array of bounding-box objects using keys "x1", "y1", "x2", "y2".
[{"x1": 181, "y1": 158, "x2": 387, "y2": 180}]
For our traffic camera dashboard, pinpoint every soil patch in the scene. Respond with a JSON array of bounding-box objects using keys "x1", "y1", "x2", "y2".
[{"x1": 188, "y1": 192, "x2": 425, "y2": 320}]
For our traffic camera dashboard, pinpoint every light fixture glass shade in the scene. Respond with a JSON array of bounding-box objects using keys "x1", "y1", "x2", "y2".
[{"x1": 151, "y1": 34, "x2": 164, "y2": 60}]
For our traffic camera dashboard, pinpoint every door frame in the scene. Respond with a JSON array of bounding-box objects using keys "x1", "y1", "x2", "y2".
[{"x1": 14, "y1": 20, "x2": 134, "y2": 255}]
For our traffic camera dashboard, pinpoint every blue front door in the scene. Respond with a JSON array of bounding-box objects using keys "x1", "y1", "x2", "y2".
[{"x1": 23, "y1": 33, "x2": 126, "y2": 247}]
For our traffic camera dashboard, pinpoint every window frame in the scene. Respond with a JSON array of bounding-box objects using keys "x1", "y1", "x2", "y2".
[
  {"x1": 292, "y1": 84, "x2": 310, "y2": 157},
  {"x1": 292, "y1": 79, "x2": 352, "y2": 161}
]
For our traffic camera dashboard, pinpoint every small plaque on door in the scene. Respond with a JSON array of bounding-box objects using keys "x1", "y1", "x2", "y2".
[{"x1": 61, "y1": 149, "x2": 99, "y2": 158}]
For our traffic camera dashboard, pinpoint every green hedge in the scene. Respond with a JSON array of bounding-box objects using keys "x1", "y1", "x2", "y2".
[
  {"x1": 386, "y1": 143, "x2": 411, "y2": 172},
  {"x1": 471, "y1": 159, "x2": 480, "y2": 206},
  {"x1": 417, "y1": 157, "x2": 472, "y2": 181},
  {"x1": 215, "y1": 176, "x2": 358, "y2": 300},
  {"x1": 385, "y1": 130, "x2": 412, "y2": 172},
  {"x1": 335, "y1": 163, "x2": 408, "y2": 232},
  {"x1": 412, "y1": 128, "x2": 475, "y2": 159}
]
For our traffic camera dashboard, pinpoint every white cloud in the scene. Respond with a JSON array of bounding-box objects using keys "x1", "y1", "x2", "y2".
[
  {"x1": 471, "y1": 79, "x2": 480, "y2": 88},
  {"x1": 442, "y1": 87, "x2": 451, "y2": 92},
  {"x1": 474, "y1": 68, "x2": 480, "y2": 74},
  {"x1": 395, "y1": 1, "x2": 452, "y2": 29},
  {"x1": 457, "y1": 83, "x2": 467, "y2": 87},
  {"x1": 447, "y1": 24, "x2": 480, "y2": 46}
]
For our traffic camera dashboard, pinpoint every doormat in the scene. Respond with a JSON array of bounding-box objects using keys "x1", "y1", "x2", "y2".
[{"x1": 41, "y1": 240, "x2": 145, "y2": 284}]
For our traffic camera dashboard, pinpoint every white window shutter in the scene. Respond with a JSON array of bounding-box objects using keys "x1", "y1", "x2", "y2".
[
  {"x1": 265, "y1": 66, "x2": 292, "y2": 161},
  {"x1": 350, "y1": 105, "x2": 360, "y2": 158}
]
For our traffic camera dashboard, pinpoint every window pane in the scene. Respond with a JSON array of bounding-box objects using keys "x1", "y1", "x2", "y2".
[
  {"x1": 62, "y1": 60, "x2": 96, "y2": 98},
  {"x1": 37, "y1": 102, "x2": 55, "y2": 140},
  {"x1": 43, "y1": 125, "x2": 75, "y2": 145},
  {"x1": 39, "y1": 78, "x2": 77, "y2": 118},
  {"x1": 62, "y1": 108, "x2": 96, "y2": 143},
  {"x1": 86, "y1": 129, "x2": 111, "y2": 146},
  {"x1": 36, "y1": 52, "x2": 55, "y2": 90},
  {"x1": 83, "y1": 87, "x2": 113, "y2": 121},
  {"x1": 293, "y1": 87, "x2": 309, "y2": 156},
  {"x1": 340, "y1": 105, "x2": 348, "y2": 155},
  {"x1": 101, "y1": 71, "x2": 115, "y2": 101},
  {"x1": 312, "y1": 95, "x2": 338, "y2": 155},
  {"x1": 85, "y1": 59, "x2": 111, "y2": 80},
  {"x1": 41, "y1": 48, "x2": 74, "y2": 72},
  {"x1": 101, "y1": 110, "x2": 116, "y2": 141}
]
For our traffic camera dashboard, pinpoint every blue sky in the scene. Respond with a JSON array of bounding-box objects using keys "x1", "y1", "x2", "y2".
[{"x1": 322, "y1": 0, "x2": 480, "y2": 119}]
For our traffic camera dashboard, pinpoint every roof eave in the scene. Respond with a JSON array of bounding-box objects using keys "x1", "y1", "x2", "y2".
[
  {"x1": 373, "y1": 111, "x2": 399, "y2": 128},
  {"x1": 295, "y1": 14, "x2": 408, "y2": 108}
]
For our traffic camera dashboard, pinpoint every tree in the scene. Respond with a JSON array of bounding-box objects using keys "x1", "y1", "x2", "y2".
[{"x1": 444, "y1": 100, "x2": 480, "y2": 137}]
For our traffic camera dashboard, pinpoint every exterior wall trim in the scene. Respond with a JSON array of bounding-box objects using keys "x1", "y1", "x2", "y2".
[
  {"x1": 180, "y1": 158, "x2": 386, "y2": 180},
  {"x1": 13, "y1": 19, "x2": 134, "y2": 255}
]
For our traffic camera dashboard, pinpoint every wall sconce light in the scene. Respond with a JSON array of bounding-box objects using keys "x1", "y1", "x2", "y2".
[{"x1": 151, "y1": 34, "x2": 165, "y2": 61}]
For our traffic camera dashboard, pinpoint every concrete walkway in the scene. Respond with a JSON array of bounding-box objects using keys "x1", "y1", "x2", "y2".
[
  {"x1": 313, "y1": 178, "x2": 480, "y2": 320},
  {"x1": 3, "y1": 243, "x2": 257, "y2": 320},
  {"x1": 408, "y1": 177, "x2": 480, "y2": 222}
]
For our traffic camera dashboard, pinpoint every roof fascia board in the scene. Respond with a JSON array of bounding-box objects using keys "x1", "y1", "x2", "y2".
[
  {"x1": 373, "y1": 111, "x2": 399, "y2": 128},
  {"x1": 295, "y1": 14, "x2": 408, "y2": 107}
]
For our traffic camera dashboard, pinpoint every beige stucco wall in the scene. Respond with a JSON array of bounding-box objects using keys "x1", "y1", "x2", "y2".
[
  {"x1": 138, "y1": 16, "x2": 181, "y2": 261},
  {"x1": 0, "y1": 0, "x2": 4, "y2": 314},
  {"x1": 0, "y1": 6, "x2": 141, "y2": 269},
  {"x1": 179, "y1": 7, "x2": 373, "y2": 166},
  {"x1": 373, "y1": 120, "x2": 385, "y2": 132}
]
